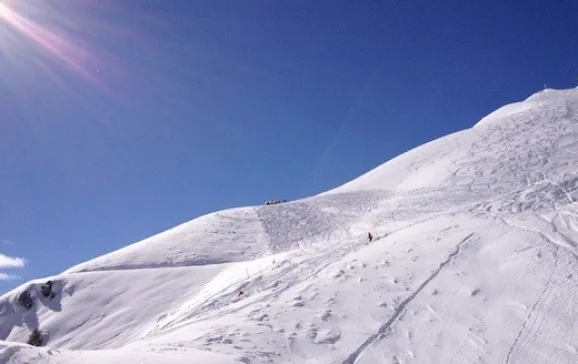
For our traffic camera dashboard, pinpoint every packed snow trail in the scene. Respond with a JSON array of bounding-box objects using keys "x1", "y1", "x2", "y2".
[{"x1": 3, "y1": 88, "x2": 578, "y2": 364}]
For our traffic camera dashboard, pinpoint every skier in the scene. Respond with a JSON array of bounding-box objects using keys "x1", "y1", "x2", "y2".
[{"x1": 368, "y1": 232, "x2": 373, "y2": 242}]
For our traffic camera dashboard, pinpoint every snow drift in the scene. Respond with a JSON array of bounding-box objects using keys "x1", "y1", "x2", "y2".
[{"x1": 2, "y1": 88, "x2": 578, "y2": 364}]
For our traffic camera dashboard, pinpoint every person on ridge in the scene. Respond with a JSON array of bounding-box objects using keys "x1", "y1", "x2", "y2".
[{"x1": 368, "y1": 232, "x2": 373, "y2": 242}]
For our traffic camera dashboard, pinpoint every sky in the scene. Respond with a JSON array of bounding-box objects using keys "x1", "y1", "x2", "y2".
[{"x1": 0, "y1": 0, "x2": 577, "y2": 292}]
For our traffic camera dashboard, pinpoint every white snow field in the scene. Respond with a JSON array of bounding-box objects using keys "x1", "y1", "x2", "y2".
[{"x1": 2, "y1": 88, "x2": 578, "y2": 364}]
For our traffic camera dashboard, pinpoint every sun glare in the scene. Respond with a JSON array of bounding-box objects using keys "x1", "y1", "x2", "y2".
[{"x1": 0, "y1": 1, "x2": 109, "y2": 93}]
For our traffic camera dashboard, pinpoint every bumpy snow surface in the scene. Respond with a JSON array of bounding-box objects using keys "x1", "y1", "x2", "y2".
[{"x1": 3, "y1": 88, "x2": 578, "y2": 364}]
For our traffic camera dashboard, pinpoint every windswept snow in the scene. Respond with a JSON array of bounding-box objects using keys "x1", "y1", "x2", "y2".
[{"x1": 3, "y1": 88, "x2": 578, "y2": 364}]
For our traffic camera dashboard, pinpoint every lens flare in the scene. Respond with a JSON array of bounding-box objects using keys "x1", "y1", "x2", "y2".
[{"x1": 0, "y1": 1, "x2": 112, "y2": 95}]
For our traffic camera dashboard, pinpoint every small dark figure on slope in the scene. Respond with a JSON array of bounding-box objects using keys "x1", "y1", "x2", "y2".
[
  {"x1": 41, "y1": 281, "x2": 55, "y2": 300},
  {"x1": 27, "y1": 329, "x2": 44, "y2": 346},
  {"x1": 17, "y1": 291, "x2": 34, "y2": 310}
]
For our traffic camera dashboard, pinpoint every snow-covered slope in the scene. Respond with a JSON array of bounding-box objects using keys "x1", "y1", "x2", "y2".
[{"x1": 3, "y1": 88, "x2": 578, "y2": 364}]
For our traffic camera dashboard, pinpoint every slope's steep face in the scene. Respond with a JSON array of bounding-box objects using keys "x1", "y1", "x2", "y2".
[{"x1": 3, "y1": 88, "x2": 578, "y2": 364}]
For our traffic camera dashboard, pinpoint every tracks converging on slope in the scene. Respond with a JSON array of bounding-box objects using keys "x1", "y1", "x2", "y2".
[
  {"x1": 504, "y1": 245, "x2": 559, "y2": 364},
  {"x1": 340, "y1": 233, "x2": 476, "y2": 364}
]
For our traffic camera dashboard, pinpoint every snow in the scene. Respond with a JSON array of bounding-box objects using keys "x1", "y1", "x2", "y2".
[{"x1": 2, "y1": 87, "x2": 578, "y2": 363}]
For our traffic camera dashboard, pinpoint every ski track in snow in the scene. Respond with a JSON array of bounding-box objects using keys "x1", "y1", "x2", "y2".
[
  {"x1": 340, "y1": 233, "x2": 475, "y2": 364},
  {"x1": 504, "y1": 246, "x2": 558, "y2": 364}
]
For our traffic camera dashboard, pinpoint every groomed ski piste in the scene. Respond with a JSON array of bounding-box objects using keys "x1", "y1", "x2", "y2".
[{"x1": 2, "y1": 88, "x2": 578, "y2": 364}]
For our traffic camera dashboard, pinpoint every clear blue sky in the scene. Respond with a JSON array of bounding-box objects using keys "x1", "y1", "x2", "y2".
[{"x1": 0, "y1": 0, "x2": 576, "y2": 291}]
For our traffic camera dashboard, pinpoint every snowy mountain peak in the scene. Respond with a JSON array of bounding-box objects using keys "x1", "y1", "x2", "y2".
[
  {"x1": 3, "y1": 88, "x2": 578, "y2": 364},
  {"x1": 476, "y1": 87, "x2": 577, "y2": 128},
  {"x1": 329, "y1": 88, "x2": 578, "y2": 195}
]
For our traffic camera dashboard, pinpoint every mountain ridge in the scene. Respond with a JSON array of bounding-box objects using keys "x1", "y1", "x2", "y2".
[{"x1": 2, "y1": 87, "x2": 578, "y2": 364}]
